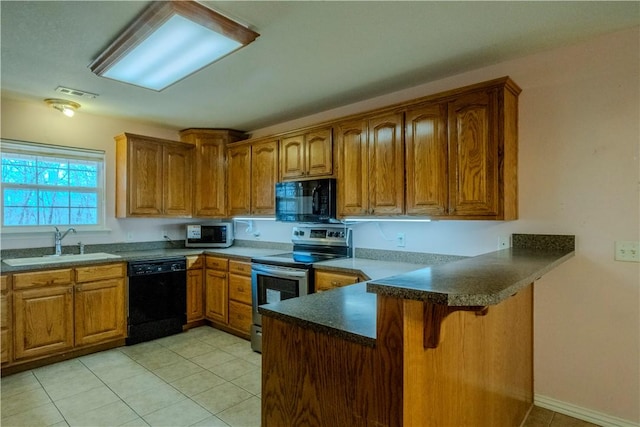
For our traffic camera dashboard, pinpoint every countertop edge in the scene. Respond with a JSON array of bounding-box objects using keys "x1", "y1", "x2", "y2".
[{"x1": 366, "y1": 249, "x2": 575, "y2": 306}]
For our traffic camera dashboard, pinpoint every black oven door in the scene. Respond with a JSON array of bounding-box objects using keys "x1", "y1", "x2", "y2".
[{"x1": 251, "y1": 263, "x2": 310, "y2": 326}]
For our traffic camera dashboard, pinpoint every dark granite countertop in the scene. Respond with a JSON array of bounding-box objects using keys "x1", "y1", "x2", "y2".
[
  {"x1": 367, "y1": 247, "x2": 574, "y2": 306},
  {"x1": 259, "y1": 234, "x2": 575, "y2": 346},
  {"x1": 0, "y1": 246, "x2": 286, "y2": 274}
]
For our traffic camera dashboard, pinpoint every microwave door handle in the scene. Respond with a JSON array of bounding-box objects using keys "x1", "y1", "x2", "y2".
[
  {"x1": 252, "y1": 265, "x2": 308, "y2": 279},
  {"x1": 312, "y1": 185, "x2": 320, "y2": 214}
]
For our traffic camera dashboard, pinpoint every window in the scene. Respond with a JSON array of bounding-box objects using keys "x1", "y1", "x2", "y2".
[{"x1": 1, "y1": 139, "x2": 106, "y2": 231}]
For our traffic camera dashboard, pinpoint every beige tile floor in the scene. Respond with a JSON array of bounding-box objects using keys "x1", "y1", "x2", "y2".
[
  {"x1": 1, "y1": 327, "x2": 260, "y2": 427},
  {"x1": 1, "y1": 326, "x2": 599, "y2": 427}
]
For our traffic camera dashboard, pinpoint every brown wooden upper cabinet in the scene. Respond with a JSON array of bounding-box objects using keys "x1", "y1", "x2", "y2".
[
  {"x1": 227, "y1": 143, "x2": 251, "y2": 216},
  {"x1": 404, "y1": 79, "x2": 520, "y2": 219},
  {"x1": 279, "y1": 127, "x2": 333, "y2": 180},
  {"x1": 179, "y1": 129, "x2": 246, "y2": 218},
  {"x1": 115, "y1": 133, "x2": 194, "y2": 218},
  {"x1": 336, "y1": 112, "x2": 405, "y2": 216},
  {"x1": 405, "y1": 102, "x2": 449, "y2": 216},
  {"x1": 227, "y1": 139, "x2": 279, "y2": 216}
]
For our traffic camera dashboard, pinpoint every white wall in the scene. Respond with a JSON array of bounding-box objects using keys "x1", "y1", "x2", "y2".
[
  {"x1": 247, "y1": 27, "x2": 640, "y2": 423},
  {"x1": 1, "y1": 26, "x2": 637, "y2": 423}
]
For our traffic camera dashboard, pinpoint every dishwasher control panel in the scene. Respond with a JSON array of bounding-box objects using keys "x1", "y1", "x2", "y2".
[{"x1": 128, "y1": 257, "x2": 186, "y2": 276}]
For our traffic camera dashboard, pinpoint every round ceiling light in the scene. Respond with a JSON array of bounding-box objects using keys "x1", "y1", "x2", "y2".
[{"x1": 44, "y1": 98, "x2": 81, "y2": 117}]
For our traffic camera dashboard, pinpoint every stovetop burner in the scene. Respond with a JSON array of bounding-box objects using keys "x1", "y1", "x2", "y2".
[{"x1": 251, "y1": 225, "x2": 352, "y2": 269}]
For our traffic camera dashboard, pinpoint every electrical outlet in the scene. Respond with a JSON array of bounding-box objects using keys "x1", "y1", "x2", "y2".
[
  {"x1": 161, "y1": 229, "x2": 167, "y2": 239},
  {"x1": 126, "y1": 232, "x2": 134, "y2": 241},
  {"x1": 396, "y1": 233, "x2": 406, "y2": 247},
  {"x1": 498, "y1": 235, "x2": 510, "y2": 250},
  {"x1": 615, "y1": 241, "x2": 640, "y2": 262}
]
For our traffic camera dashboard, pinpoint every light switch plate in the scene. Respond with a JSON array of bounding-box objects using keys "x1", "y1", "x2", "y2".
[{"x1": 615, "y1": 241, "x2": 640, "y2": 262}]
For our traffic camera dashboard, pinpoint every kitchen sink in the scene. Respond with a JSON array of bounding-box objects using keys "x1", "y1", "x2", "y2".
[{"x1": 2, "y1": 252, "x2": 122, "y2": 267}]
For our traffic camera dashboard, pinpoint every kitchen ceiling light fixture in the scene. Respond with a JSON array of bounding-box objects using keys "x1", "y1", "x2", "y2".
[
  {"x1": 89, "y1": 1, "x2": 259, "y2": 91},
  {"x1": 44, "y1": 98, "x2": 81, "y2": 117}
]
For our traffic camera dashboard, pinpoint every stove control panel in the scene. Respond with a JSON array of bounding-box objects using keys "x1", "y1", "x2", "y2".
[{"x1": 291, "y1": 226, "x2": 351, "y2": 247}]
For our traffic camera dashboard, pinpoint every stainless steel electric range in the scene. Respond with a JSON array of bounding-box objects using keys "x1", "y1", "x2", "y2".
[{"x1": 250, "y1": 225, "x2": 352, "y2": 352}]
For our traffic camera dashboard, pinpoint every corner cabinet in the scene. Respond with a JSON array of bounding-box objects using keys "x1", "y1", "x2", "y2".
[
  {"x1": 179, "y1": 129, "x2": 247, "y2": 218},
  {"x1": 280, "y1": 127, "x2": 333, "y2": 180},
  {"x1": 115, "y1": 133, "x2": 194, "y2": 218},
  {"x1": 336, "y1": 112, "x2": 404, "y2": 216}
]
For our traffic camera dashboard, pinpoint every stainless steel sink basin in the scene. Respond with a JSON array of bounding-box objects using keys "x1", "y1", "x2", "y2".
[{"x1": 3, "y1": 252, "x2": 122, "y2": 267}]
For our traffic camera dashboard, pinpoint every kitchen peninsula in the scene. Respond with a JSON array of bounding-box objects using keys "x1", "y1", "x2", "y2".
[{"x1": 259, "y1": 234, "x2": 575, "y2": 427}]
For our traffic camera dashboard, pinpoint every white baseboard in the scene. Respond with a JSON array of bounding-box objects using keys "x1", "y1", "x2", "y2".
[{"x1": 535, "y1": 394, "x2": 639, "y2": 427}]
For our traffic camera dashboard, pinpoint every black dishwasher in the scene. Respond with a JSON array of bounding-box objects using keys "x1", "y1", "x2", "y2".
[{"x1": 126, "y1": 257, "x2": 186, "y2": 345}]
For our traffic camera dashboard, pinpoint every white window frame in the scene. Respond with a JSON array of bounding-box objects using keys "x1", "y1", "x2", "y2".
[{"x1": 0, "y1": 139, "x2": 107, "y2": 234}]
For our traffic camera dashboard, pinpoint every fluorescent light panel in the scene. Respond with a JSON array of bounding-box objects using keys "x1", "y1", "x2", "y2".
[{"x1": 90, "y1": 1, "x2": 258, "y2": 91}]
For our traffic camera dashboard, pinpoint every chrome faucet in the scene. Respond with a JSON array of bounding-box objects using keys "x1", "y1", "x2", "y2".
[{"x1": 54, "y1": 226, "x2": 76, "y2": 256}]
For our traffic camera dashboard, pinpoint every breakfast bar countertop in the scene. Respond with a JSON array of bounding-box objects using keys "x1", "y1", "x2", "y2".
[{"x1": 259, "y1": 234, "x2": 576, "y2": 346}]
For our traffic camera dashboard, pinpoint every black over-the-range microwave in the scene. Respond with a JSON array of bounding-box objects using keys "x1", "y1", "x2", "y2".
[{"x1": 275, "y1": 178, "x2": 337, "y2": 223}]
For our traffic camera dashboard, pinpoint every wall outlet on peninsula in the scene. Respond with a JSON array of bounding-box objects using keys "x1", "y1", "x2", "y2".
[{"x1": 396, "y1": 233, "x2": 406, "y2": 247}]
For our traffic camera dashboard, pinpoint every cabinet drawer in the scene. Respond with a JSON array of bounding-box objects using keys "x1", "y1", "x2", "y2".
[
  {"x1": 206, "y1": 256, "x2": 228, "y2": 271},
  {"x1": 1, "y1": 275, "x2": 8, "y2": 292},
  {"x1": 229, "y1": 274, "x2": 252, "y2": 305},
  {"x1": 315, "y1": 270, "x2": 359, "y2": 292},
  {"x1": 75, "y1": 263, "x2": 126, "y2": 283},
  {"x1": 187, "y1": 255, "x2": 204, "y2": 270},
  {"x1": 229, "y1": 300, "x2": 252, "y2": 334},
  {"x1": 14, "y1": 269, "x2": 73, "y2": 290},
  {"x1": 229, "y1": 260, "x2": 251, "y2": 276}
]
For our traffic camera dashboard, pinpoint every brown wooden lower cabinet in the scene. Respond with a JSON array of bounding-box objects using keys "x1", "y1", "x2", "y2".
[
  {"x1": 228, "y1": 260, "x2": 252, "y2": 338},
  {"x1": 6, "y1": 263, "x2": 126, "y2": 371},
  {"x1": 262, "y1": 285, "x2": 533, "y2": 426},
  {"x1": 1, "y1": 275, "x2": 12, "y2": 365},
  {"x1": 315, "y1": 270, "x2": 360, "y2": 292},
  {"x1": 186, "y1": 255, "x2": 205, "y2": 323},
  {"x1": 205, "y1": 256, "x2": 229, "y2": 324},
  {"x1": 13, "y1": 284, "x2": 74, "y2": 361}
]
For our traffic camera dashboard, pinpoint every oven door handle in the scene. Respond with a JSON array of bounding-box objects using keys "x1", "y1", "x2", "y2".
[{"x1": 252, "y1": 264, "x2": 308, "y2": 278}]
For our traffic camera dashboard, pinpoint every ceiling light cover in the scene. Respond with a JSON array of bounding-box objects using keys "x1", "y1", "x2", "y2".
[
  {"x1": 89, "y1": 1, "x2": 259, "y2": 91},
  {"x1": 44, "y1": 98, "x2": 81, "y2": 117}
]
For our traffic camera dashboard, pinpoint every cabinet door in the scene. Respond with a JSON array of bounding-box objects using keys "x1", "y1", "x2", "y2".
[
  {"x1": 227, "y1": 144, "x2": 251, "y2": 216},
  {"x1": 405, "y1": 103, "x2": 449, "y2": 215},
  {"x1": 448, "y1": 90, "x2": 499, "y2": 216},
  {"x1": 14, "y1": 285, "x2": 74, "y2": 360},
  {"x1": 368, "y1": 112, "x2": 404, "y2": 215},
  {"x1": 336, "y1": 119, "x2": 369, "y2": 216},
  {"x1": 1, "y1": 275, "x2": 10, "y2": 364},
  {"x1": 306, "y1": 128, "x2": 333, "y2": 177},
  {"x1": 187, "y1": 268, "x2": 204, "y2": 322},
  {"x1": 164, "y1": 144, "x2": 193, "y2": 216},
  {"x1": 205, "y1": 269, "x2": 228, "y2": 324},
  {"x1": 128, "y1": 138, "x2": 164, "y2": 216},
  {"x1": 280, "y1": 134, "x2": 305, "y2": 179},
  {"x1": 75, "y1": 278, "x2": 125, "y2": 346},
  {"x1": 251, "y1": 140, "x2": 279, "y2": 215},
  {"x1": 195, "y1": 137, "x2": 227, "y2": 217}
]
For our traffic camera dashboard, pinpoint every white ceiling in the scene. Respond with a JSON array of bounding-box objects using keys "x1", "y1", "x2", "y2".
[{"x1": 1, "y1": 1, "x2": 638, "y2": 132}]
